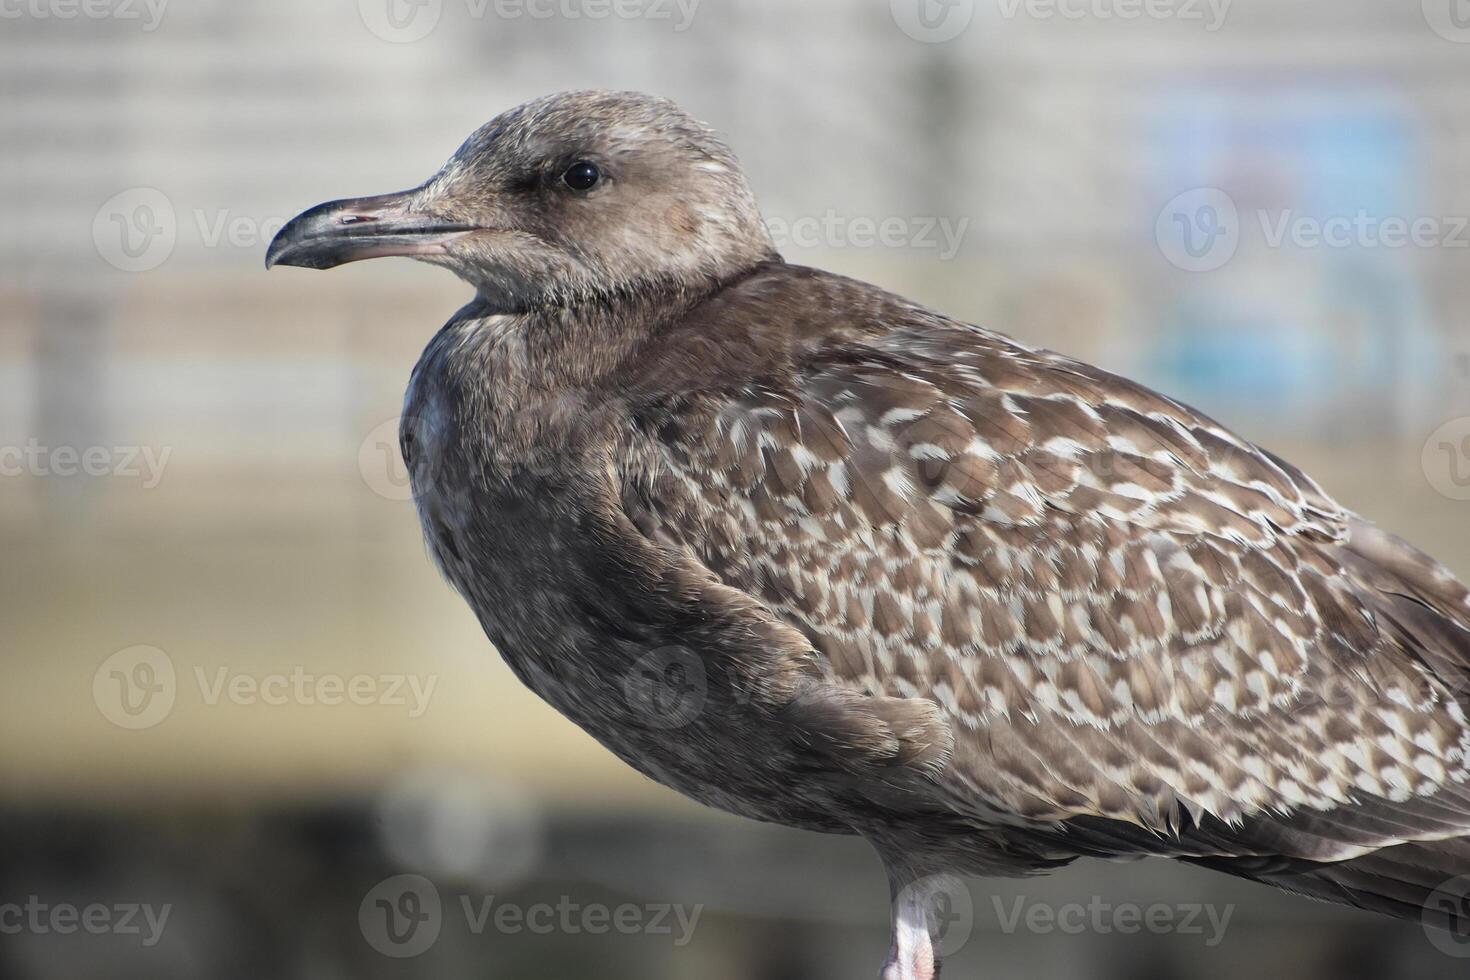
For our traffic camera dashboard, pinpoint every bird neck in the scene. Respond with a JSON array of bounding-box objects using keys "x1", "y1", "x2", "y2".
[{"x1": 465, "y1": 258, "x2": 782, "y2": 389}]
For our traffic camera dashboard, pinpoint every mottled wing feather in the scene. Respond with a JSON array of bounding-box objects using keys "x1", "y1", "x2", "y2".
[{"x1": 634, "y1": 308, "x2": 1470, "y2": 861}]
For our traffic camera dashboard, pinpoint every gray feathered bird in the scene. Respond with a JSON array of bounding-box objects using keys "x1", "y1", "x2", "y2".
[{"x1": 268, "y1": 90, "x2": 1470, "y2": 978}]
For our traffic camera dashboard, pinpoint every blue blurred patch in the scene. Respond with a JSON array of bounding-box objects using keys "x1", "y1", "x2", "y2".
[{"x1": 1142, "y1": 87, "x2": 1433, "y2": 428}]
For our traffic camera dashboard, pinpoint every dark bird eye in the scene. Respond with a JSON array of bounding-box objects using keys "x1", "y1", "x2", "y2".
[{"x1": 562, "y1": 161, "x2": 601, "y2": 191}]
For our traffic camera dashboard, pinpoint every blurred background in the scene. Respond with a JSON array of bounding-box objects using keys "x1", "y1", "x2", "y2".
[{"x1": 3, "y1": 1, "x2": 1470, "y2": 977}]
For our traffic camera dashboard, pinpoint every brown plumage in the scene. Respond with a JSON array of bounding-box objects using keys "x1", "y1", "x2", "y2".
[{"x1": 268, "y1": 90, "x2": 1470, "y2": 977}]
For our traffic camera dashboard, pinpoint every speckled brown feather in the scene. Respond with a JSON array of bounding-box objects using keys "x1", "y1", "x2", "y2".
[{"x1": 613, "y1": 262, "x2": 1470, "y2": 869}]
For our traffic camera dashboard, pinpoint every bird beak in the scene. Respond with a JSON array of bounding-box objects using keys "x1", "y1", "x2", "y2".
[{"x1": 265, "y1": 190, "x2": 478, "y2": 270}]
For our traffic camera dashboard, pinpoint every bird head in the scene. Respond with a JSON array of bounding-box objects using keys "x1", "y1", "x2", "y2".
[{"x1": 266, "y1": 90, "x2": 776, "y2": 310}]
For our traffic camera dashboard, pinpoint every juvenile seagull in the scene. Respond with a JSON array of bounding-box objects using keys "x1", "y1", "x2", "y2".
[{"x1": 269, "y1": 91, "x2": 1470, "y2": 978}]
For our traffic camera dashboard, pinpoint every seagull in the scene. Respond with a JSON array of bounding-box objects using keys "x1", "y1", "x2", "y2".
[{"x1": 268, "y1": 90, "x2": 1470, "y2": 978}]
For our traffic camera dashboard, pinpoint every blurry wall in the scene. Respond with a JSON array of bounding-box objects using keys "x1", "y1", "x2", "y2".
[{"x1": 1, "y1": 2, "x2": 1469, "y2": 978}]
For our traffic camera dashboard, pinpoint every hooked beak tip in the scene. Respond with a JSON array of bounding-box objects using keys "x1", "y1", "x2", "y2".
[{"x1": 265, "y1": 192, "x2": 478, "y2": 272}]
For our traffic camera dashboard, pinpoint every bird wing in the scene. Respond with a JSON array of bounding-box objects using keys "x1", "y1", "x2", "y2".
[{"x1": 625, "y1": 284, "x2": 1470, "y2": 865}]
